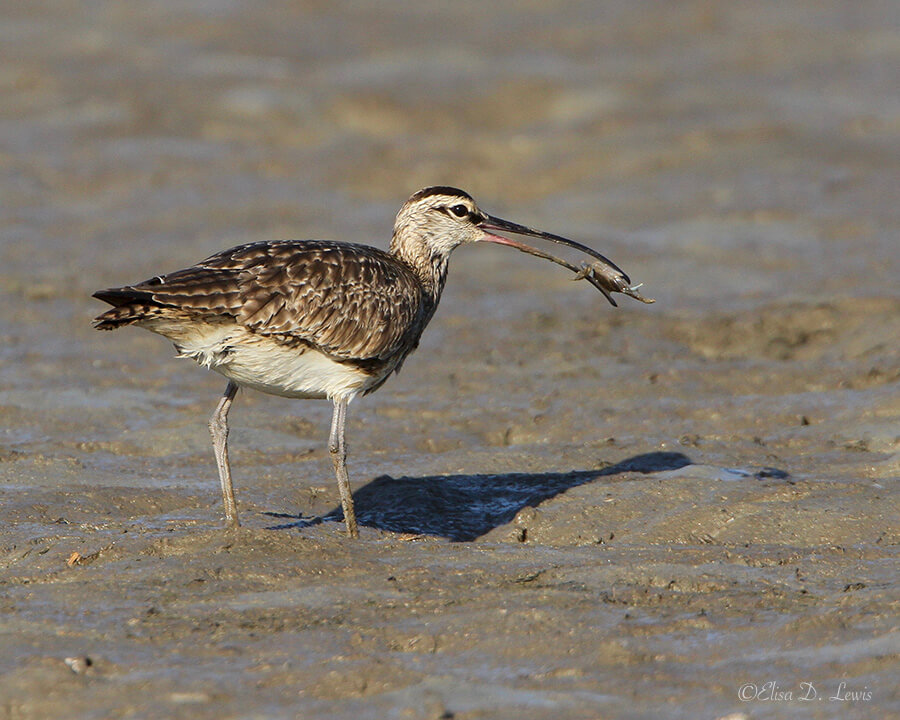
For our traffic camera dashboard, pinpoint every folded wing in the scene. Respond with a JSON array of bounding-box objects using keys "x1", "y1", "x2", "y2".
[{"x1": 93, "y1": 240, "x2": 425, "y2": 362}]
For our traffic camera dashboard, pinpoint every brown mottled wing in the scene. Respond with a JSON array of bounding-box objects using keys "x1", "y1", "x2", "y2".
[{"x1": 118, "y1": 240, "x2": 425, "y2": 361}]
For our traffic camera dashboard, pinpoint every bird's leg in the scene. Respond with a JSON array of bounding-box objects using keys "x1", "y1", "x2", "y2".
[
  {"x1": 328, "y1": 396, "x2": 359, "y2": 538},
  {"x1": 209, "y1": 381, "x2": 240, "y2": 528}
]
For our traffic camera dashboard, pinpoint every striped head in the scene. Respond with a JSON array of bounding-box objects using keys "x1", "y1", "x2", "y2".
[{"x1": 390, "y1": 186, "x2": 488, "y2": 261}]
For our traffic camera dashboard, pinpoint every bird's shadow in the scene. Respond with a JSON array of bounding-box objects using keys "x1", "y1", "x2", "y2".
[{"x1": 265, "y1": 451, "x2": 692, "y2": 541}]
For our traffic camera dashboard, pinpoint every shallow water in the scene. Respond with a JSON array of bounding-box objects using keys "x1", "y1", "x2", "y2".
[{"x1": 1, "y1": 1, "x2": 898, "y2": 718}]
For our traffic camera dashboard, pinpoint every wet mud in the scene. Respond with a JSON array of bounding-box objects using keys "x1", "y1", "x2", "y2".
[{"x1": 1, "y1": 1, "x2": 898, "y2": 718}]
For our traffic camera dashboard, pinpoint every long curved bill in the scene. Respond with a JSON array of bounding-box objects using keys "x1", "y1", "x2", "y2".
[{"x1": 477, "y1": 214, "x2": 654, "y2": 307}]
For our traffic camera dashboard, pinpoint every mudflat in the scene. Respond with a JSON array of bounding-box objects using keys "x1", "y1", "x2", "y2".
[{"x1": 1, "y1": 2, "x2": 897, "y2": 718}]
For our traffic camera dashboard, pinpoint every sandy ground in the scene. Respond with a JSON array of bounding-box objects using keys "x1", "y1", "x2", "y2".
[{"x1": 1, "y1": 1, "x2": 898, "y2": 718}]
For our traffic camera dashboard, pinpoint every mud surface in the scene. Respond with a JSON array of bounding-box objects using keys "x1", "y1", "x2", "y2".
[{"x1": 1, "y1": 2, "x2": 898, "y2": 718}]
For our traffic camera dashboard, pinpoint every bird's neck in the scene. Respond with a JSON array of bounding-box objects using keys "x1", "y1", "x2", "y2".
[{"x1": 390, "y1": 233, "x2": 451, "y2": 313}]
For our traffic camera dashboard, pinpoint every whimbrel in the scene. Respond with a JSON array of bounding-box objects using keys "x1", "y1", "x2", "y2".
[{"x1": 93, "y1": 187, "x2": 652, "y2": 537}]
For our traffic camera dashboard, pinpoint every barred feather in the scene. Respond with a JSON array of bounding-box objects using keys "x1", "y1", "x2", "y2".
[{"x1": 93, "y1": 240, "x2": 427, "y2": 364}]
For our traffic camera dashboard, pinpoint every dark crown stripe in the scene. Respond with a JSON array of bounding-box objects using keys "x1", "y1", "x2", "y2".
[{"x1": 409, "y1": 186, "x2": 472, "y2": 203}]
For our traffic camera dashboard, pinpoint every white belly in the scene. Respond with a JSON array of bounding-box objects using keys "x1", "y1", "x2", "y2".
[
  {"x1": 216, "y1": 340, "x2": 372, "y2": 399},
  {"x1": 143, "y1": 319, "x2": 378, "y2": 400}
]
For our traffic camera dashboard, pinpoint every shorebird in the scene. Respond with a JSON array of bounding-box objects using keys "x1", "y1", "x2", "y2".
[{"x1": 93, "y1": 186, "x2": 652, "y2": 537}]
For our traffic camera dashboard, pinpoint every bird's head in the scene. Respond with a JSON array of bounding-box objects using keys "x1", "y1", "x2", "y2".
[{"x1": 391, "y1": 186, "x2": 488, "y2": 259}]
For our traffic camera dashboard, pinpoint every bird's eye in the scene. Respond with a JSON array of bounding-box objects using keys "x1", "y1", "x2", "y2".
[{"x1": 449, "y1": 204, "x2": 469, "y2": 218}]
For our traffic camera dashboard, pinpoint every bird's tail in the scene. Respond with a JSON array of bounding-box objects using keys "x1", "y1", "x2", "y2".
[{"x1": 91, "y1": 288, "x2": 157, "y2": 330}]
